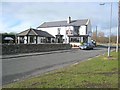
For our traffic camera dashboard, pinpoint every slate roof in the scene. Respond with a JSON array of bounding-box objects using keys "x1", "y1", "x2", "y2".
[
  {"x1": 34, "y1": 29, "x2": 54, "y2": 38},
  {"x1": 18, "y1": 28, "x2": 54, "y2": 38},
  {"x1": 38, "y1": 19, "x2": 89, "y2": 28}
]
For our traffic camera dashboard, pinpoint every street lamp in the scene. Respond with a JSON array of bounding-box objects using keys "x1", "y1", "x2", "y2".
[
  {"x1": 100, "y1": 2, "x2": 112, "y2": 57},
  {"x1": 116, "y1": 2, "x2": 119, "y2": 52}
]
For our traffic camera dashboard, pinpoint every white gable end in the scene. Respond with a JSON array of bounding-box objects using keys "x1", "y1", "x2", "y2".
[{"x1": 79, "y1": 26, "x2": 86, "y2": 35}]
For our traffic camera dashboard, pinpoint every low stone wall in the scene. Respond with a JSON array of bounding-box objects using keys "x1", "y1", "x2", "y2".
[{"x1": 2, "y1": 44, "x2": 71, "y2": 55}]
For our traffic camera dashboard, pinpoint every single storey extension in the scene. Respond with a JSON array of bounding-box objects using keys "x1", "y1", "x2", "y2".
[{"x1": 17, "y1": 28, "x2": 55, "y2": 44}]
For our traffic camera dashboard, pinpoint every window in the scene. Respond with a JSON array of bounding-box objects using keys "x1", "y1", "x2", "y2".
[
  {"x1": 66, "y1": 30, "x2": 73, "y2": 35},
  {"x1": 70, "y1": 37, "x2": 80, "y2": 42},
  {"x1": 20, "y1": 36, "x2": 24, "y2": 43},
  {"x1": 83, "y1": 37, "x2": 88, "y2": 43},
  {"x1": 41, "y1": 39, "x2": 43, "y2": 43},
  {"x1": 30, "y1": 36, "x2": 34, "y2": 43}
]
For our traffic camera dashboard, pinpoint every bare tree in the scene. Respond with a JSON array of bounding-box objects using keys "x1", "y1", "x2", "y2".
[
  {"x1": 111, "y1": 34, "x2": 117, "y2": 43},
  {"x1": 97, "y1": 31, "x2": 105, "y2": 43},
  {"x1": 92, "y1": 31, "x2": 117, "y2": 44}
]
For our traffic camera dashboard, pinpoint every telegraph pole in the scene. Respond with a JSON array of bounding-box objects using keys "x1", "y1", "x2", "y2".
[
  {"x1": 116, "y1": 1, "x2": 119, "y2": 52},
  {"x1": 96, "y1": 26, "x2": 97, "y2": 43},
  {"x1": 100, "y1": 2, "x2": 112, "y2": 57},
  {"x1": 108, "y1": 2, "x2": 112, "y2": 57}
]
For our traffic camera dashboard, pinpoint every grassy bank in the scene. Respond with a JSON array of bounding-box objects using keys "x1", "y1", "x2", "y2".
[{"x1": 3, "y1": 51, "x2": 118, "y2": 88}]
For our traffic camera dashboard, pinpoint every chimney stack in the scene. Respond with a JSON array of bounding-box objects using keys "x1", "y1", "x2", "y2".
[{"x1": 67, "y1": 16, "x2": 71, "y2": 24}]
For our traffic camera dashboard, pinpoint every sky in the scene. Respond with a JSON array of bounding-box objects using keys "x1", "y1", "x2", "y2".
[{"x1": 1, "y1": 0, "x2": 118, "y2": 36}]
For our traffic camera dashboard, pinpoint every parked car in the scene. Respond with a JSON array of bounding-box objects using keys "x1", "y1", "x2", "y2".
[{"x1": 79, "y1": 43, "x2": 95, "y2": 50}]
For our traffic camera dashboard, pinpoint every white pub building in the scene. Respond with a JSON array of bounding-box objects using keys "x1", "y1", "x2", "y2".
[{"x1": 37, "y1": 16, "x2": 92, "y2": 47}]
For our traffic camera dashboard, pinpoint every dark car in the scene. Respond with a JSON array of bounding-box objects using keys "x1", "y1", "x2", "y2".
[{"x1": 79, "y1": 43, "x2": 95, "y2": 50}]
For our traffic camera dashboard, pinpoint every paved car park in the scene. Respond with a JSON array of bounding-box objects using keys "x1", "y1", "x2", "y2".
[{"x1": 2, "y1": 47, "x2": 109, "y2": 85}]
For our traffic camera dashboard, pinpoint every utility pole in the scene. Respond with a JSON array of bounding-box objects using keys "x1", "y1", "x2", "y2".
[
  {"x1": 96, "y1": 26, "x2": 97, "y2": 43},
  {"x1": 116, "y1": 1, "x2": 119, "y2": 52},
  {"x1": 100, "y1": 2, "x2": 112, "y2": 57},
  {"x1": 108, "y1": 2, "x2": 112, "y2": 57}
]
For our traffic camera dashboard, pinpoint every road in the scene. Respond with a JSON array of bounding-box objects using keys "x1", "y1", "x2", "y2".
[{"x1": 2, "y1": 47, "x2": 108, "y2": 85}]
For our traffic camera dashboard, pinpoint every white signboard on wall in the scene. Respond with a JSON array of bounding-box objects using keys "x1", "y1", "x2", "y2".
[{"x1": 79, "y1": 26, "x2": 86, "y2": 35}]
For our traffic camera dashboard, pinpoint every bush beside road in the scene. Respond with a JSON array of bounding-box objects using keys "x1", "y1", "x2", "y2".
[{"x1": 3, "y1": 51, "x2": 118, "y2": 88}]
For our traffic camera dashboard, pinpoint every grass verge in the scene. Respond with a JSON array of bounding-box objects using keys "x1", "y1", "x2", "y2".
[{"x1": 3, "y1": 51, "x2": 118, "y2": 88}]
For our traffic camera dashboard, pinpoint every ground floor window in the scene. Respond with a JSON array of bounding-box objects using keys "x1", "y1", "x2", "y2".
[
  {"x1": 69, "y1": 36, "x2": 88, "y2": 43},
  {"x1": 70, "y1": 37, "x2": 80, "y2": 42},
  {"x1": 40, "y1": 39, "x2": 43, "y2": 43},
  {"x1": 20, "y1": 36, "x2": 24, "y2": 43},
  {"x1": 30, "y1": 36, "x2": 34, "y2": 43}
]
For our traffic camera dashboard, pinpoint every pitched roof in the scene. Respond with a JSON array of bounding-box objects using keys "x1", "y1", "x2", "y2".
[
  {"x1": 34, "y1": 29, "x2": 54, "y2": 38},
  {"x1": 18, "y1": 29, "x2": 30, "y2": 36},
  {"x1": 18, "y1": 28, "x2": 54, "y2": 38},
  {"x1": 38, "y1": 19, "x2": 89, "y2": 28}
]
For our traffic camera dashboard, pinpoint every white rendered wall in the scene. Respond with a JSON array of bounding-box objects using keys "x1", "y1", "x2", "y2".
[
  {"x1": 38, "y1": 26, "x2": 74, "y2": 43},
  {"x1": 34, "y1": 36, "x2": 36, "y2": 44},
  {"x1": 37, "y1": 37, "x2": 43, "y2": 44},
  {"x1": 17, "y1": 37, "x2": 20, "y2": 44},
  {"x1": 70, "y1": 42, "x2": 80, "y2": 46},
  {"x1": 28, "y1": 36, "x2": 30, "y2": 44},
  {"x1": 51, "y1": 38, "x2": 55, "y2": 43},
  {"x1": 37, "y1": 37, "x2": 46, "y2": 44},
  {"x1": 24, "y1": 36, "x2": 27, "y2": 44},
  {"x1": 79, "y1": 25, "x2": 86, "y2": 35},
  {"x1": 37, "y1": 37, "x2": 40, "y2": 44},
  {"x1": 38, "y1": 21, "x2": 92, "y2": 44}
]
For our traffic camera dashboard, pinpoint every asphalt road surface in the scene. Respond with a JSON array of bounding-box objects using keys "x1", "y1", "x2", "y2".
[{"x1": 2, "y1": 47, "x2": 109, "y2": 85}]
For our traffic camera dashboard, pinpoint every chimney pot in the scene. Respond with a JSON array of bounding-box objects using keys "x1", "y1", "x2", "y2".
[{"x1": 67, "y1": 16, "x2": 71, "y2": 24}]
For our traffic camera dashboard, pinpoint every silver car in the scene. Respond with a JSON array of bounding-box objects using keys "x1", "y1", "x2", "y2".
[{"x1": 79, "y1": 43, "x2": 95, "y2": 50}]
